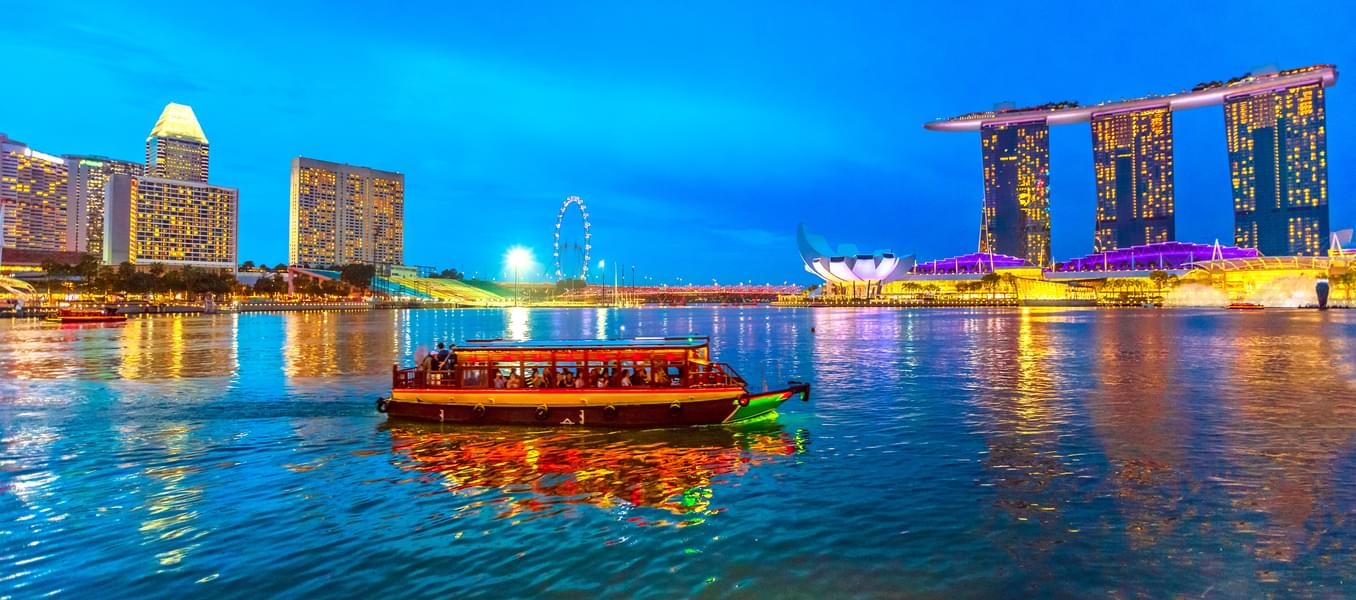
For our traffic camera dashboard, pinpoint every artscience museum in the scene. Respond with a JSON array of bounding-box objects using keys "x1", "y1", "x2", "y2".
[{"x1": 797, "y1": 224, "x2": 915, "y2": 293}]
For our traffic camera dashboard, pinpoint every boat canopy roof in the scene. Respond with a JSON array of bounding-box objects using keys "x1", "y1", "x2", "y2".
[{"x1": 458, "y1": 337, "x2": 708, "y2": 352}]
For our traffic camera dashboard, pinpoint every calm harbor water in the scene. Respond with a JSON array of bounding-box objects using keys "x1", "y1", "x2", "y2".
[{"x1": 2, "y1": 307, "x2": 1355, "y2": 597}]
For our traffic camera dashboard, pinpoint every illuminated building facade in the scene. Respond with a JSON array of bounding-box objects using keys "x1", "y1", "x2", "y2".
[
  {"x1": 980, "y1": 121, "x2": 1051, "y2": 267},
  {"x1": 145, "y1": 102, "x2": 210, "y2": 183},
  {"x1": 290, "y1": 157, "x2": 404, "y2": 267},
  {"x1": 0, "y1": 134, "x2": 71, "y2": 253},
  {"x1": 1225, "y1": 83, "x2": 1329, "y2": 256},
  {"x1": 64, "y1": 155, "x2": 143, "y2": 255},
  {"x1": 104, "y1": 174, "x2": 238, "y2": 270},
  {"x1": 1091, "y1": 107, "x2": 1174, "y2": 251}
]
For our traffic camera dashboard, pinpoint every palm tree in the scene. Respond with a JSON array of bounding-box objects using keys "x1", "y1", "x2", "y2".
[
  {"x1": 979, "y1": 272, "x2": 1001, "y2": 301},
  {"x1": 1148, "y1": 270, "x2": 1172, "y2": 300}
]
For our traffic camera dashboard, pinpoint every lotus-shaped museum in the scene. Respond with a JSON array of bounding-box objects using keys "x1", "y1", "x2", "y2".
[{"x1": 797, "y1": 224, "x2": 915, "y2": 284}]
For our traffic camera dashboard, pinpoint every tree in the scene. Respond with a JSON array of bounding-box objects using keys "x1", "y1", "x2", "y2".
[
  {"x1": 1148, "y1": 270, "x2": 1172, "y2": 297},
  {"x1": 339, "y1": 263, "x2": 376, "y2": 291},
  {"x1": 979, "y1": 273, "x2": 1001, "y2": 300},
  {"x1": 436, "y1": 268, "x2": 465, "y2": 280},
  {"x1": 240, "y1": 260, "x2": 256, "y2": 271}
]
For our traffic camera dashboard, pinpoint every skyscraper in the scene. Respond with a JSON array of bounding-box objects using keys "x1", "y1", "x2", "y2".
[
  {"x1": 146, "y1": 102, "x2": 209, "y2": 183},
  {"x1": 289, "y1": 157, "x2": 404, "y2": 267},
  {"x1": 1, "y1": 134, "x2": 71, "y2": 252},
  {"x1": 1224, "y1": 82, "x2": 1329, "y2": 256},
  {"x1": 980, "y1": 121, "x2": 1050, "y2": 267},
  {"x1": 1091, "y1": 106, "x2": 1175, "y2": 251},
  {"x1": 64, "y1": 155, "x2": 143, "y2": 255},
  {"x1": 104, "y1": 174, "x2": 238, "y2": 270},
  {"x1": 102, "y1": 103, "x2": 237, "y2": 271}
]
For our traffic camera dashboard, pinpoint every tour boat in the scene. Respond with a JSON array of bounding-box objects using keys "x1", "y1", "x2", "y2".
[
  {"x1": 44, "y1": 307, "x2": 128, "y2": 323},
  {"x1": 377, "y1": 337, "x2": 810, "y2": 428},
  {"x1": 1227, "y1": 302, "x2": 1265, "y2": 310}
]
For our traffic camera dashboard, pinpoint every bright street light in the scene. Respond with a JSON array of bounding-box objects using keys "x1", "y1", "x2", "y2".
[{"x1": 505, "y1": 246, "x2": 533, "y2": 306}]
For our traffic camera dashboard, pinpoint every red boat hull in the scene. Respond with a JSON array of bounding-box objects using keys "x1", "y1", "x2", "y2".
[{"x1": 381, "y1": 383, "x2": 809, "y2": 428}]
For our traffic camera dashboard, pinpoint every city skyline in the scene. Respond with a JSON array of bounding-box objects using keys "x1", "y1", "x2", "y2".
[{"x1": 2, "y1": 1, "x2": 1354, "y2": 281}]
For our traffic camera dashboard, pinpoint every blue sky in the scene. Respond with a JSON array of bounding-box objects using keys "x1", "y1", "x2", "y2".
[{"x1": 2, "y1": 1, "x2": 1353, "y2": 282}]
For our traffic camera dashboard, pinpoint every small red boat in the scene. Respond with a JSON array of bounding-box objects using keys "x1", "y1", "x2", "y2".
[
  {"x1": 1227, "y1": 302, "x2": 1265, "y2": 310},
  {"x1": 377, "y1": 337, "x2": 810, "y2": 428},
  {"x1": 44, "y1": 307, "x2": 128, "y2": 323}
]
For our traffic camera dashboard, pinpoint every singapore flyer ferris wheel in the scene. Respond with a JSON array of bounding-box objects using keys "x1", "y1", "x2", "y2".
[{"x1": 553, "y1": 196, "x2": 592, "y2": 282}]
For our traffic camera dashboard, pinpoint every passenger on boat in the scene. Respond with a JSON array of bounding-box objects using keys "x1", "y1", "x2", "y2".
[
  {"x1": 529, "y1": 369, "x2": 546, "y2": 389},
  {"x1": 435, "y1": 343, "x2": 450, "y2": 368},
  {"x1": 633, "y1": 368, "x2": 648, "y2": 386},
  {"x1": 442, "y1": 343, "x2": 457, "y2": 371},
  {"x1": 620, "y1": 369, "x2": 632, "y2": 387},
  {"x1": 417, "y1": 351, "x2": 437, "y2": 384},
  {"x1": 493, "y1": 372, "x2": 507, "y2": 389},
  {"x1": 573, "y1": 372, "x2": 586, "y2": 389},
  {"x1": 508, "y1": 372, "x2": 524, "y2": 388}
]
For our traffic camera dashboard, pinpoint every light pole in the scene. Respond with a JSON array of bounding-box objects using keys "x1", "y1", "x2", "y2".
[{"x1": 506, "y1": 247, "x2": 532, "y2": 307}]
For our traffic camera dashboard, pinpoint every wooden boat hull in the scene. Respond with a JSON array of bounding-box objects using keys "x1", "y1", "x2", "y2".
[{"x1": 380, "y1": 383, "x2": 810, "y2": 428}]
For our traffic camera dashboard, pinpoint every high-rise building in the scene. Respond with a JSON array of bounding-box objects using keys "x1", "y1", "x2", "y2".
[
  {"x1": 104, "y1": 174, "x2": 238, "y2": 270},
  {"x1": 289, "y1": 157, "x2": 404, "y2": 267},
  {"x1": 1091, "y1": 106, "x2": 1175, "y2": 251},
  {"x1": 1225, "y1": 82, "x2": 1329, "y2": 256},
  {"x1": 1, "y1": 134, "x2": 71, "y2": 252},
  {"x1": 146, "y1": 102, "x2": 209, "y2": 183},
  {"x1": 64, "y1": 155, "x2": 143, "y2": 255},
  {"x1": 980, "y1": 121, "x2": 1051, "y2": 267}
]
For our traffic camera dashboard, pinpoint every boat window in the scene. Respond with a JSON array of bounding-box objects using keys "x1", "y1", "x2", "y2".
[{"x1": 461, "y1": 368, "x2": 487, "y2": 388}]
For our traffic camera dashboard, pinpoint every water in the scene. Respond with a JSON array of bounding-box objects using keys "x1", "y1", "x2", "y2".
[{"x1": 3, "y1": 307, "x2": 1356, "y2": 597}]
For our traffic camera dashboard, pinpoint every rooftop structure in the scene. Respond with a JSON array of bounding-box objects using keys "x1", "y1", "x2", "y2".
[
  {"x1": 925, "y1": 65, "x2": 1337, "y2": 131},
  {"x1": 146, "y1": 102, "x2": 210, "y2": 183},
  {"x1": 911, "y1": 252, "x2": 1026, "y2": 275},
  {"x1": 1053, "y1": 241, "x2": 1259, "y2": 273}
]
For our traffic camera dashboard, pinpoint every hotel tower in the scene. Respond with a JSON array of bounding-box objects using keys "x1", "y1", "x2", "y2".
[
  {"x1": 1224, "y1": 82, "x2": 1329, "y2": 256},
  {"x1": 1091, "y1": 107, "x2": 1175, "y2": 251},
  {"x1": 980, "y1": 121, "x2": 1051, "y2": 267},
  {"x1": 0, "y1": 133, "x2": 71, "y2": 253},
  {"x1": 289, "y1": 157, "x2": 404, "y2": 267}
]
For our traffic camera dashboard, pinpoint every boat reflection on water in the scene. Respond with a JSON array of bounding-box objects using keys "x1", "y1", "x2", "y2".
[{"x1": 383, "y1": 421, "x2": 810, "y2": 527}]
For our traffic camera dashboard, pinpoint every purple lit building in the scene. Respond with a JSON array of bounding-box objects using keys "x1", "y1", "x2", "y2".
[
  {"x1": 911, "y1": 252, "x2": 1026, "y2": 275},
  {"x1": 1052, "y1": 241, "x2": 1258, "y2": 273}
]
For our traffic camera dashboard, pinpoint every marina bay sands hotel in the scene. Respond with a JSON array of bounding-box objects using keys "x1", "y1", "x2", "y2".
[{"x1": 925, "y1": 64, "x2": 1337, "y2": 266}]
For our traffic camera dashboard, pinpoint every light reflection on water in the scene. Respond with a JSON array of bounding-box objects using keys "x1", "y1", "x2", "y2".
[{"x1": 1, "y1": 307, "x2": 1355, "y2": 597}]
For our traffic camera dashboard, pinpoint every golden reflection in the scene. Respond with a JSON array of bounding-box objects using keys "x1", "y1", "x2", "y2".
[
  {"x1": 1088, "y1": 313, "x2": 1188, "y2": 550},
  {"x1": 1223, "y1": 313, "x2": 1356, "y2": 567},
  {"x1": 384, "y1": 422, "x2": 806, "y2": 527},
  {"x1": 115, "y1": 315, "x2": 239, "y2": 379},
  {"x1": 133, "y1": 424, "x2": 206, "y2": 569},
  {"x1": 282, "y1": 311, "x2": 397, "y2": 377},
  {"x1": 965, "y1": 309, "x2": 1077, "y2": 563},
  {"x1": 507, "y1": 306, "x2": 530, "y2": 340}
]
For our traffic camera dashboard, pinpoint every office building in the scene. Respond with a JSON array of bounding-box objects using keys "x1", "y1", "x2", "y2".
[
  {"x1": 289, "y1": 157, "x2": 404, "y2": 267},
  {"x1": 65, "y1": 155, "x2": 143, "y2": 255}
]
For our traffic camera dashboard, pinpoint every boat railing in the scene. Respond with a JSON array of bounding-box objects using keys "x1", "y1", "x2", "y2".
[{"x1": 392, "y1": 361, "x2": 746, "y2": 390}]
